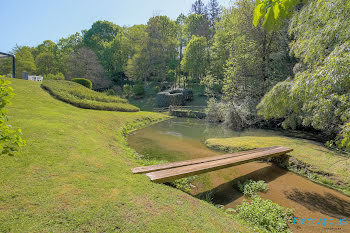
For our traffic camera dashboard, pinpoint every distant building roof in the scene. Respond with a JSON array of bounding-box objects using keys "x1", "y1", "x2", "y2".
[{"x1": 0, "y1": 52, "x2": 14, "y2": 59}]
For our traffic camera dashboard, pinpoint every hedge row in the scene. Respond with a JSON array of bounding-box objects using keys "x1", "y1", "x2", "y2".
[
  {"x1": 42, "y1": 80, "x2": 139, "y2": 112},
  {"x1": 156, "y1": 89, "x2": 193, "y2": 107},
  {"x1": 72, "y1": 78, "x2": 92, "y2": 89}
]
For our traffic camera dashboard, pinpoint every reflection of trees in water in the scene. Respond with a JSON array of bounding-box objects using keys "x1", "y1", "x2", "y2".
[{"x1": 285, "y1": 189, "x2": 350, "y2": 219}]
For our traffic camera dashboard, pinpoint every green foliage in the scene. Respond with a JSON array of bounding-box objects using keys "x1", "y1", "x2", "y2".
[
  {"x1": 181, "y1": 35, "x2": 208, "y2": 81},
  {"x1": 126, "y1": 16, "x2": 178, "y2": 83},
  {"x1": 235, "y1": 196, "x2": 294, "y2": 233},
  {"x1": 123, "y1": 84, "x2": 132, "y2": 98},
  {"x1": 101, "y1": 32, "x2": 132, "y2": 84},
  {"x1": 237, "y1": 180, "x2": 269, "y2": 197},
  {"x1": 13, "y1": 46, "x2": 36, "y2": 78},
  {"x1": 253, "y1": 0, "x2": 301, "y2": 32},
  {"x1": 0, "y1": 79, "x2": 25, "y2": 155},
  {"x1": 44, "y1": 73, "x2": 65, "y2": 80},
  {"x1": 205, "y1": 98, "x2": 227, "y2": 123},
  {"x1": 105, "y1": 89, "x2": 116, "y2": 96},
  {"x1": 258, "y1": 0, "x2": 350, "y2": 151},
  {"x1": 42, "y1": 80, "x2": 139, "y2": 112},
  {"x1": 132, "y1": 84, "x2": 145, "y2": 96},
  {"x1": 154, "y1": 86, "x2": 160, "y2": 94},
  {"x1": 212, "y1": 0, "x2": 294, "y2": 115},
  {"x1": 184, "y1": 14, "x2": 210, "y2": 39},
  {"x1": 205, "y1": 98, "x2": 250, "y2": 130},
  {"x1": 83, "y1": 20, "x2": 120, "y2": 55},
  {"x1": 72, "y1": 78, "x2": 93, "y2": 89},
  {"x1": 171, "y1": 176, "x2": 196, "y2": 193}
]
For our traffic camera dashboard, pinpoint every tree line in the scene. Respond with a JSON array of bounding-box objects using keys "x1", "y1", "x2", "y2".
[
  {"x1": 0, "y1": 0, "x2": 222, "y2": 90},
  {"x1": 0, "y1": 0, "x2": 348, "y2": 151}
]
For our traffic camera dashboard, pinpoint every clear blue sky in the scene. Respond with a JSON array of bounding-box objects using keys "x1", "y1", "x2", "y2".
[{"x1": 0, "y1": 0, "x2": 232, "y2": 53}]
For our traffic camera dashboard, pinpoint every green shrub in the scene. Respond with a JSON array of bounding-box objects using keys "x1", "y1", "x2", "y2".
[
  {"x1": 0, "y1": 79, "x2": 26, "y2": 155},
  {"x1": 123, "y1": 84, "x2": 132, "y2": 98},
  {"x1": 235, "y1": 196, "x2": 294, "y2": 233},
  {"x1": 105, "y1": 89, "x2": 116, "y2": 96},
  {"x1": 237, "y1": 180, "x2": 269, "y2": 197},
  {"x1": 72, "y1": 78, "x2": 92, "y2": 89},
  {"x1": 154, "y1": 86, "x2": 160, "y2": 94},
  {"x1": 42, "y1": 80, "x2": 139, "y2": 112},
  {"x1": 133, "y1": 84, "x2": 145, "y2": 96},
  {"x1": 44, "y1": 73, "x2": 65, "y2": 80}
]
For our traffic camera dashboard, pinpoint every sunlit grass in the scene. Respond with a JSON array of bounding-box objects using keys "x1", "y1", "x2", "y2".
[
  {"x1": 0, "y1": 78, "x2": 248, "y2": 232},
  {"x1": 42, "y1": 80, "x2": 139, "y2": 112}
]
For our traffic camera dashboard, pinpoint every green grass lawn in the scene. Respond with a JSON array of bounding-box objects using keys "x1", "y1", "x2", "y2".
[
  {"x1": 206, "y1": 133, "x2": 350, "y2": 195},
  {"x1": 0, "y1": 78, "x2": 248, "y2": 232}
]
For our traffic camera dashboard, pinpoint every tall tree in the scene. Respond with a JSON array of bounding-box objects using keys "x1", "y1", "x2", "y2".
[
  {"x1": 126, "y1": 16, "x2": 177, "y2": 83},
  {"x1": 258, "y1": 0, "x2": 350, "y2": 151},
  {"x1": 83, "y1": 21, "x2": 120, "y2": 57},
  {"x1": 66, "y1": 47, "x2": 110, "y2": 89},
  {"x1": 202, "y1": 0, "x2": 293, "y2": 114},
  {"x1": 207, "y1": 0, "x2": 221, "y2": 29},
  {"x1": 13, "y1": 46, "x2": 36, "y2": 78},
  {"x1": 185, "y1": 14, "x2": 210, "y2": 40},
  {"x1": 57, "y1": 33, "x2": 83, "y2": 74},
  {"x1": 101, "y1": 32, "x2": 132, "y2": 85},
  {"x1": 175, "y1": 13, "x2": 187, "y2": 86},
  {"x1": 0, "y1": 58, "x2": 12, "y2": 76},
  {"x1": 191, "y1": 0, "x2": 207, "y2": 16},
  {"x1": 181, "y1": 36, "x2": 208, "y2": 82},
  {"x1": 35, "y1": 52, "x2": 58, "y2": 76}
]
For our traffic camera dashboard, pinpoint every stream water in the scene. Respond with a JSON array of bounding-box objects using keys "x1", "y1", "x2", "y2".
[{"x1": 128, "y1": 118, "x2": 350, "y2": 232}]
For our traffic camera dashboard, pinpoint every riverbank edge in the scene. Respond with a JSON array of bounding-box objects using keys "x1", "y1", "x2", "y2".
[
  {"x1": 122, "y1": 116, "x2": 264, "y2": 232},
  {"x1": 204, "y1": 141, "x2": 350, "y2": 197}
]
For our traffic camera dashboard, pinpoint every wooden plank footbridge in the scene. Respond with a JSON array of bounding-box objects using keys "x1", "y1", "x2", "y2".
[{"x1": 132, "y1": 146, "x2": 293, "y2": 183}]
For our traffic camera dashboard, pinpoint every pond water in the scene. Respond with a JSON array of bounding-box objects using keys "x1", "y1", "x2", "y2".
[{"x1": 128, "y1": 118, "x2": 350, "y2": 232}]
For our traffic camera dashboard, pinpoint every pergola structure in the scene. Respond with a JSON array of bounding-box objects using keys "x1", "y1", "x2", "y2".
[{"x1": 0, "y1": 52, "x2": 15, "y2": 78}]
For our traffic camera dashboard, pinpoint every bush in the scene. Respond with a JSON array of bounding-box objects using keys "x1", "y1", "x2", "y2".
[
  {"x1": 237, "y1": 180, "x2": 269, "y2": 197},
  {"x1": 42, "y1": 80, "x2": 139, "y2": 112},
  {"x1": 224, "y1": 102, "x2": 249, "y2": 130},
  {"x1": 205, "y1": 98, "x2": 228, "y2": 123},
  {"x1": 154, "y1": 86, "x2": 160, "y2": 94},
  {"x1": 123, "y1": 84, "x2": 132, "y2": 98},
  {"x1": 105, "y1": 89, "x2": 116, "y2": 96},
  {"x1": 133, "y1": 84, "x2": 145, "y2": 96},
  {"x1": 0, "y1": 79, "x2": 26, "y2": 155},
  {"x1": 205, "y1": 98, "x2": 250, "y2": 130},
  {"x1": 72, "y1": 78, "x2": 93, "y2": 89},
  {"x1": 44, "y1": 73, "x2": 65, "y2": 80},
  {"x1": 235, "y1": 196, "x2": 294, "y2": 233}
]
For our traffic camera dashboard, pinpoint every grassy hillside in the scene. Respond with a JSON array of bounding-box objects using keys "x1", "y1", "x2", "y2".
[
  {"x1": 0, "y1": 78, "x2": 248, "y2": 232},
  {"x1": 42, "y1": 80, "x2": 139, "y2": 112}
]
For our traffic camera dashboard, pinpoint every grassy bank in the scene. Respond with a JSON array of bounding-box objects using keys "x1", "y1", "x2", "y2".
[
  {"x1": 42, "y1": 80, "x2": 139, "y2": 112},
  {"x1": 205, "y1": 133, "x2": 350, "y2": 196},
  {"x1": 0, "y1": 78, "x2": 249, "y2": 232}
]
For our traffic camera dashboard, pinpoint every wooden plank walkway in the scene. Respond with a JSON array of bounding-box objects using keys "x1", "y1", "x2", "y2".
[{"x1": 132, "y1": 146, "x2": 293, "y2": 183}]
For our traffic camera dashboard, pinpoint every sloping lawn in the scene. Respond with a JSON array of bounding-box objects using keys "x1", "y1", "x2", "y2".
[{"x1": 0, "y1": 78, "x2": 248, "y2": 232}]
